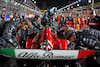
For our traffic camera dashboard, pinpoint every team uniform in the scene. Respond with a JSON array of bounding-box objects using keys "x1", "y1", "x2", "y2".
[
  {"x1": 75, "y1": 29, "x2": 100, "y2": 49},
  {"x1": 74, "y1": 18, "x2": 80, "y2": 31},
  {"x1": 80, "y1": 17, "x2": 85, "y2": 29},
  {"x1": 65, "y1": 17, "x2": 74, "y2": 28},
  {"x1": 0, "y1": 21, "x2": 19, "y2": 47},
  {"x1": 87, "y1": 16, "x2": 100, "y2": 31},
  {"x1": 27, "y1": 18, "x2": 42, "y2": 38},
  {"x1": 56, "y1": 16, "x2": 61, "y2": 24}
]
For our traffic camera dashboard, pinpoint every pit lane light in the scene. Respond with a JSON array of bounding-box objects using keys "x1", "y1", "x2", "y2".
[
  {"x1": 88, "y1": 0, "x2": 91, "y2": 3},
  {"x1": 34, "y1": 1, "x2": 36, "y2": 4},
  {"x1": 79, "y1": 0, "x2": 81, "y2": 2},
  {"x1": 17, "y1": 3, "x2": 20, "y2": 6},
  {"x1": 57, "y1": 0, "x2": 81, "y2": 12},
  {"x1": 77, "y1": 4, "x2": 79, "y2": 7}
]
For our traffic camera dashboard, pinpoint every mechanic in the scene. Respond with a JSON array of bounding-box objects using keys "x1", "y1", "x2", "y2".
[
  {"x1": 85, "y1": 8, "x2": 100, "y2": 30},
  {"x1": 64, "y1": 28, "x2": 100, "y2": 49},
  {"x1": 57, "y1": 16, "x2": 65, "y2": 31},
  {"x1": 57, "y1": 25, "x2": 77, "y2": 40},
  {"x1": 20, "y1": 15, "x2": 42, "y2": 48},
  {"x1": 74, "y1": 14, "x2": 80, "y2": 31},
  {"x1": 62, "y1": 25, "x2": 77, "y2": 49},
  {"x1": 26, "y1": 16, "x2": 41, "y2": 48},
  {"x1": 64, "y1": 28, "x2": 100, "y2": 66},
  {"x1": 27, "y1": 15, "x2": 42, "y2": 38},
  {"x1": 63, "y1": 25, "x2": 77, "y2": 33},
  {"x1": 65, "y1": 12, "x2": 74, "y2": 28},
  {"x1": 0, "y1": 19, "x2": 32, "y2": 48}
]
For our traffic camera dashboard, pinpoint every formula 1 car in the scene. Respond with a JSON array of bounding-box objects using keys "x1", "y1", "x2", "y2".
[
  {"x1": 0, "y1": 7, "x2": 98, "y2": 67},
  {"x1": 0, "y1": 23, "x2": 97, "y2": 67}
]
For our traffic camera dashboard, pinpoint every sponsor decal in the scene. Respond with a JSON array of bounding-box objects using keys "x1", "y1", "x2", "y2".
[
  {"x1": 0, "y1": 49, "x2": 96, "y2": 60},
  {"x1": 89, "y1": 22, "x2": 99, "y2": 26},
  {"x1": 15, "y1": 50, "x2": 78, "y2": 59},
  {"x1": 66, "y1": 21, "x2": 72, "y2": 23}
]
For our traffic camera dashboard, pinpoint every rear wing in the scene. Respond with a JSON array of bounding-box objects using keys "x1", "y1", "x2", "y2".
[{"x1": 0, "y1": 49, "x2": 97, "y2": 60}]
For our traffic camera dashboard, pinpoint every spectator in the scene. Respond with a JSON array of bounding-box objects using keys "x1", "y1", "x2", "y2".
[
  {"x1": 12, "y1": 13, "x2": 21, "y2": 22},
  {"x1": 1, "y1": 12, "x2": 5, "y2": 21},
  {"x1": 10, "y1": 13, "x2": 13, "y2": 20},
  {"x1": 25, "y1": 11, "x2": 32, "y2": 19}
]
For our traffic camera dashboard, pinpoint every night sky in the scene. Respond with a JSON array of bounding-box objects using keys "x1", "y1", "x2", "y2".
[
  {"x1": 34, "y1": 0, "x2": 100, "y2": 9},
  {"x1": 36, "y1": 0, "x2": 76, "y2": 9}
]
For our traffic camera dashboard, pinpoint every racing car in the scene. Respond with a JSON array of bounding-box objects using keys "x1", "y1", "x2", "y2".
[
  {"x1": 0, "y1": 23, "x2": 97, "y2": 67},
  {"x1": 0, "y1": 7, "x2": 98, "y2": 67}
]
